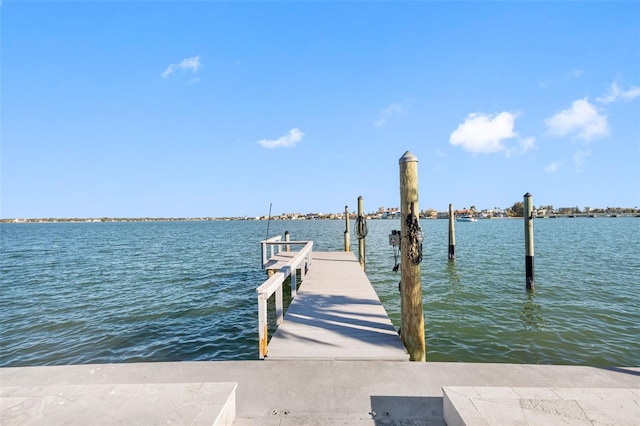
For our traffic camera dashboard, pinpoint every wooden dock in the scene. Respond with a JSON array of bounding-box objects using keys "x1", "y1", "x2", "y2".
[{"x1": 262, "y1": 251, "x2": 408, "y2": 361}]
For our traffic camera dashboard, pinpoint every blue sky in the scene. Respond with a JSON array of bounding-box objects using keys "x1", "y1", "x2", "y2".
[{"x1": 2, "y1": 1, "x2": 639, "y2": 218}]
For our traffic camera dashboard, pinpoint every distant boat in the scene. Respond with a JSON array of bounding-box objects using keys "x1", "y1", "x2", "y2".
[{"x1": 456, "y1": 215, "x2": 478, "y2": 222}]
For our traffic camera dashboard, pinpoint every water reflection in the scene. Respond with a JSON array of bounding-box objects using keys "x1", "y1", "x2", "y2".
[
  {"x1": 445, "y1": 260, "x2": 461, "y2": 287},
  {"x1": 520, "y1": 292, "x2": 544, "y2": 331},
  {"x1": 442, "y1": 261, "x2": 464, "y2": 318}
]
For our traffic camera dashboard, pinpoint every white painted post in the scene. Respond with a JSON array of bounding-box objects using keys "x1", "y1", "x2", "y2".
[
  {"x1": 261, "y1": 241, "x2": 268, "y2": 269},
  {"x1": 275, "y1": 284, "x2": 283, "y2": 325},
  {"x1": 289, "y1": 266, "x2": 298, "y2": 298}
]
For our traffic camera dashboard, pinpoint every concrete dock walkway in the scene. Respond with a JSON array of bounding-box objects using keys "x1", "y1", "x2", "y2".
[
  {"x1": 266, "y1": 251, "x2": 408, "y2": 361},
  {"x1": 2, "y1": 361, "x2": 638, "y2": 425}
]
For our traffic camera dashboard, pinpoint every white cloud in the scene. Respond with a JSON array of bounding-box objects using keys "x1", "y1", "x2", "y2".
[
  {"x1": 573, "y1": 149, "x2": 591, "y2": 172},
  {"x1": 596, "y1": 81, "x2": 640, "y2": 104},
  {"x1": 373, "y1": 103, "x2": 404, "y2": 127},
  {"x1": 504, "y1": 136, "x2": 536, "y2": 158},
  {"x1": 449, "y1": 111, "x2": 520, "y2": 154},
  {"x1": 545, "y1": 99, "x2": 608, "y2": 141},
  {"x1": 568, "y1": 69, "x2": 584, "y2": 79},
  {"x1": 544, "y1": 162, "x2": 561, "y2": 173},
  {"x1": 161, "y1": 55, "x2": 203, "y2": 79},
  {"x1": 258, "y1": 128, "x2": 304, "y2": 149},
  {"x1": 516, "y1": 137, "x2": 536, "y2": 155}
]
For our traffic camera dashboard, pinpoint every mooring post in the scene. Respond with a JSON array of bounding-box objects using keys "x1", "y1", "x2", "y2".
[
  {"x1": 357, "y1": 196, "x2": 366, "y2": 269},
  {"x1": 284, "y1": 230, "x2": 290, "y2": 252},
  {"x1": 448, "y1": 203, "x2": 456, "y2": 260},
  {"x1": 524, "y1": 192, "x2": 535, "y2": 291},
  {"x1": 399, "y1": 151, "x2": 426, "y2": 361},
  {"x1": 344, "y1": 206, "x2": 350, "y2": 252}
]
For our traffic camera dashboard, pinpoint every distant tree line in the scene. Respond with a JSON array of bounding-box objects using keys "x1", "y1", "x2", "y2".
[{"x1": 504, "y1": 203, "x2": 639, "y2": 217}]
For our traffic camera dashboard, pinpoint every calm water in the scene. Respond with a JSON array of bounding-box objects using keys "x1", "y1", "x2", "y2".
[{"x1": 1, "y1": 218, "x2": 638, "y2": 367}]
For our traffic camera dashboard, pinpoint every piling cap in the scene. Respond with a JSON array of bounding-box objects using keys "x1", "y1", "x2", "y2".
[
  {"x1": 399, "y1": 151, "x2": 418, "y2": 163},
  {"x1": 524, "y1": 192, "x2": 532, "y2": 198}
]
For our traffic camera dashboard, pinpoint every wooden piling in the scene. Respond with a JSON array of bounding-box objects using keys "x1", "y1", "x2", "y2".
[
  {"x1": 524, "y1": 192, "x2": 535, "y2": 291},
  {"x1": 357, "y1": 196, "x2": 366, "y2": 269},
  {"x1": 399, "y1": 151, "x2": 426, "y2": 362},
  {"x1": 448, "y1": 203, "x2": 456, "y2": 260},
  {"x1": 284, "y1": 231, "x2": 290, "y2": 252},
  {"x1": 344, "y1": 206, "x2": 350, "y2": 252}
]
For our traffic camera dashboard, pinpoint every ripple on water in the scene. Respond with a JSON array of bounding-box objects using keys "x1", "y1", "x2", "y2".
[{"x1": 1, "y1": 219, "x2": 639, "y2": 367}]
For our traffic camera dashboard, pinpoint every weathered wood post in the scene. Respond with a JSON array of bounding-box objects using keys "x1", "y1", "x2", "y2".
[
  {"x1": 344, "y1": 206, "x2": 350, "y2": 252},
  {"x1": 258, "y1": 293, "x2": 268, "y2": 359},
  {"x1": 448, "y1": 203, "x2": 456, "y2": 260},
  {"x1": 284, "y1": 230, "x2": 290, "y2": 252},
  {"x1": 524, "y1": 192, "x2": 535, "y2": 291},
  {"x1": 399, "y1": 151, "x2": 426, "y2": 361},
  {"x1": 357, "y1": 196, "x2": 366, "y2": 269}
]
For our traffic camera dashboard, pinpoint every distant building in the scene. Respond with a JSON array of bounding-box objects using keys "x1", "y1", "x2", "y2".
[
  {"x1": 422, "y1": 209, "x2": 438, "y2": 219},
  {"x1": 377, "y1": 207, "x2": 400, "y2": 219}
]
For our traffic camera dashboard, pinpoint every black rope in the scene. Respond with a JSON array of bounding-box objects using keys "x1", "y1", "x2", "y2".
[
  {"x1": 355, "y1": 214, "x2": 368, "y2": 239},
  {"x1": 387, "y1": 229, "x2": 401, "y2": 272},
  {"x1": 405, "y1": 203, "x2": 423, "y2": 265},
  {"x1": 392, "y1": 249, "x2": 400, "y2": 272}
]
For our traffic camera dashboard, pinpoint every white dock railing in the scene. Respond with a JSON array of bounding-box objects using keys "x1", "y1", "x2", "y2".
[
  {"x1": 261, "y1": 236, "x2": 283, "y2": 269},
  {"x1": 256, "y1": 239, "x2": 313, "y2": 359}
]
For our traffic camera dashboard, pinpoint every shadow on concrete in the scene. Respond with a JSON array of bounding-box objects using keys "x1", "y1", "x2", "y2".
[
  {"x1": 370, "y1": 395, "x2": 445, "y2": 425},
  {"x1": 597, "y1": 366, "x2": 640, "y2": 377},
  {"x1": 281, "y1": 293, "x2": 404, "y2": 348}
]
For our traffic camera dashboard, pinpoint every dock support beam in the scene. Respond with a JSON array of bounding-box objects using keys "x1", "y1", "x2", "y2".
[
  {"x1": 448, "y1": 203, "x2": 456, "y2": 260},
  {"x1": 344, "y1": 206, "x2": 350, "y2": 252},
  {"x1": 357, "y1": 196, "x2": 366, "y2": 269},
  {"x1": 524, "y1": 192, "x2": 535, "y2": 291},
  {"x1": 399, "y1": 151, "x2": 426, "y2": 361}
]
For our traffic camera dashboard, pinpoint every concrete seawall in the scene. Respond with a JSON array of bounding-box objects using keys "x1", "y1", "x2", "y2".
[{"x1": 2, "y1": 361, "x2": 638, "y2": 424}]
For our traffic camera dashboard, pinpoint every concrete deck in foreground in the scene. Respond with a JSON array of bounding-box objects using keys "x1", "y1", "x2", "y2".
[
  {"x1": 2, "y1": 361, "x2": 638, "y2": 425},
  {"x1": 266, "y1": 251, "x2": 408, "y2": 361},
  {"x1": 443, "y1": 385, "x2": 638, "y2": 425}
]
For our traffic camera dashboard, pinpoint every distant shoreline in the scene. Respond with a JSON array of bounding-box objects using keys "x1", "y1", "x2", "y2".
[{"x1": 2, "y1": 212, "x2": 638, "y2": 224}]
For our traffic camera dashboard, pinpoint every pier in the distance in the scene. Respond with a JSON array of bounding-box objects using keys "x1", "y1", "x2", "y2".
[{"x1": 257, "y1": 236, "x2": 408, "y2": 361}]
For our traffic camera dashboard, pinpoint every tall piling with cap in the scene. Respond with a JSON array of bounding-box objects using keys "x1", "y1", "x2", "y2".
[
  {"x1": 448, "y1": 203, "x2": 456, "y2": 260},
  {"x1": 524, "y1": 192, "x2": 535, "y2": 291},
  {"x1": 399, "y1": 151, "x2": 426, "y2": 361},
  {"x1": 357, "y1": 196, "x2": 366, "y2": 269},
  {"x1": 344, "y1": 206, "x2": 351, "y2": 252},
  {"x1": 284, "y1": 230, "x2": 290, "y2": 252}
]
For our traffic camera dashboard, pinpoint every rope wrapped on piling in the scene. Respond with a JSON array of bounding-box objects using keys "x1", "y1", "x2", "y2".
[
  {"x1": 406, "y1": 204, "x2": 423, "y2": 265},
  {"x1": 355, "y1": 214, "x2": 368, "y2": 240}
]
